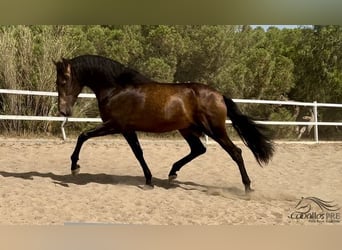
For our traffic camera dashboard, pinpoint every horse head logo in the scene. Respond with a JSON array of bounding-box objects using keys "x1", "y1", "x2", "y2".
[{"x1": 294, "y1": 197, "x2": 340, "y2": 214}]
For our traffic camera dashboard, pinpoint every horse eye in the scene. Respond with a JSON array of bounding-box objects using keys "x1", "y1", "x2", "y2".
[
  {"x1": 60, "y1": 75, "x2": 70, "y2": 85},
  {"x1": 64, "y1": 74, "x2": 71, "y2": 80},
  {"x1": 57, "y1": 77, "x2": 67, "y2": 86}
]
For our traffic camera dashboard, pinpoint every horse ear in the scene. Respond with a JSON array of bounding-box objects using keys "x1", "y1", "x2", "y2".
[
  {"x1": 61, "y1": 58, "x2": 71, "y2": 76},
  {"x1": 62, "y1": 58, "x2": 71, "y2": 66}
]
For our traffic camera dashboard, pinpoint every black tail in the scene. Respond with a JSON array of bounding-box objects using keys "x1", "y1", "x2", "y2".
[{"x1": 224, "y1": 96, "x2": 274, "y2": 165}]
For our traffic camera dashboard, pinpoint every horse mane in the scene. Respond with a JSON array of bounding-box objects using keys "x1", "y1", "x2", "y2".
[{"x1": 69, "y1": 54, "x2": 155, "y2": 86}]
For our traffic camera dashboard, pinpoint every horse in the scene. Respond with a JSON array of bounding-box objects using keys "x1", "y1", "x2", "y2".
[{"x1": 54, "y1": 54, "x2": 274, "y2": 193}]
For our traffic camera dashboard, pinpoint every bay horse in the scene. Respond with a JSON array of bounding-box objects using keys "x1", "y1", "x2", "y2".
[{"x1": 54, "y1": 55, "x2": 274, "y2": 193}]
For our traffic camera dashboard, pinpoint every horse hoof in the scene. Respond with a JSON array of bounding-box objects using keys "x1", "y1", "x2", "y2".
[
  {"x1": 245, "y1": 186, "x2": 255, "y2": 194},
  {"x1": 138, "y1": 184, "x2": 154, "y2": 190},
  {"x1": 71, "y1": 166, "x2": 80, "y2": 176},
  {"x1": 168, "y1": 175, "x2": 177, "y2": 182}
]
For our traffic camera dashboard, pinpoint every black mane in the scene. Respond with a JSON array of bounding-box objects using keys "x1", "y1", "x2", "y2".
[{"x1": 69, "y1": 55, "x2": 155, "y2": 87}]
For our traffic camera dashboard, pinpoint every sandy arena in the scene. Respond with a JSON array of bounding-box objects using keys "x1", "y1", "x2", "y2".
[{"x1": 0, "y1": 137, "x2": 341, "y2": 225}]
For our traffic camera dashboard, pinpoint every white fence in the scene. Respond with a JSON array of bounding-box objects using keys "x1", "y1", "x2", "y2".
[{"x1": 1, "y1": 89, "x2": 342, "y2": 142}]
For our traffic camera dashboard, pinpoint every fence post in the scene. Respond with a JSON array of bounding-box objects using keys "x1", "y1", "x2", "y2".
[
  {"x1": 313, "y1": 101, "x2": 319, "y2": 143},
  {"x1": 61, "y1": 117, "x2": 68, "y2": 140}
]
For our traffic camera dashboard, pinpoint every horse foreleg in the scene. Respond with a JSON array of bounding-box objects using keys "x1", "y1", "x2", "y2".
[
  {"x1": 168, "y1": 129, "x2": 206, "y2": 181},
  {"x1": 123, "y1": 132, "x2": 153, "y2": 189},
  {"x1": 70, "y1": 123, "x2": 116, "y2": 175}
]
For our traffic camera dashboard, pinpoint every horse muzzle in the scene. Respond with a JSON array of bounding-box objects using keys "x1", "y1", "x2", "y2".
[{"x1": 59, "y1": 106, "x2": 73, "y2": 117}]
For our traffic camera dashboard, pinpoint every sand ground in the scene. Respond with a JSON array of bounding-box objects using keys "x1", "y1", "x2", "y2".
[{"x1": 0, "y1": 137, "x2": 341, "y2": 225}]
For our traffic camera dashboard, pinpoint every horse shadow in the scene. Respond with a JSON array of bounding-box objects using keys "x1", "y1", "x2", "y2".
[
  {"x1": 0, "y1": 170, "x2": 163, "y2": 188},
  {"x1": 0, "y1": 169, "x2": 246, "y2": 197}
]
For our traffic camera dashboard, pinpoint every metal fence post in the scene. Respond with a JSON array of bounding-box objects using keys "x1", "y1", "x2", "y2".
[
  {"x1": 313, "y1": 101, "x2": 319, "y2": 143},
  {"x1": 61, "y1": 117, "x2": 68, "y2": 140},
  {"x1": 205, "y1": 135, "x2": 209, "y2": 144}
]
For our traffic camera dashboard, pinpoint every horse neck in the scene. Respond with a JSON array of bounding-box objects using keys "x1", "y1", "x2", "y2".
[
  {"x1": 73, "y1": 67, "x2": 118, "y2": 101},
  {"x1": 72, "y1": 59, "x2": 153, "y2": 101},
  {"x1": 83, "y1": 80, "x2": 118, "y2": 105}
]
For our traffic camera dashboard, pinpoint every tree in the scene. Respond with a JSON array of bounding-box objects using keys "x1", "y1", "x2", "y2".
[
  {"x1": 175, "y1": 25, "x2": 236, "y2": 84},
  {"x1": 1, "y1": 25, "x2": 340, "y2": 139},
  {"x1": 0, "y1": 25, "x2": 77, "y2": 134},
  {"x1": 289, "y1": 25, "x2": 342, "y2": 139},
  {"x1": 137, "y1": 25, "x2": 185, "y2": 82},
  {"x1": 290, "y1": 25, "x2": 342, "y2": 104}
]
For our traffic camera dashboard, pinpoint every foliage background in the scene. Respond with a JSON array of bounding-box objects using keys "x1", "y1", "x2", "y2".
[{"x1": 0, "y1": 25, "x2": 341, "y2": 139}]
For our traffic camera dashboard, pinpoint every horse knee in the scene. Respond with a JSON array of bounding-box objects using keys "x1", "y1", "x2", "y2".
[
  {"x1": 77, "y1": 132, "x2": 89, "y2": 144},
  {"x1": 236, "y1": 146, "x2": 242, "y2": 155},
  {"x1": 232, "y1": 147, "x2": 243, "y2": 163},
  {"x1": 193, "y1": 144, "x2": 206, "y2": 156},
  {"x1": 199, "y1": 145, "x2": 207, "y2": 154},
  {"x1": 223, "y1": 144, "x2": 242, "y2": 163}
]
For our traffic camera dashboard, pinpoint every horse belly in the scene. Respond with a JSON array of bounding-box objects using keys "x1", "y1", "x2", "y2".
[
  {"x1": 130, "y1": 108, "x2": 191, "y2": 133},
  {"x1": 130, "y1": 96, "x2": 193, "y2": 132}
]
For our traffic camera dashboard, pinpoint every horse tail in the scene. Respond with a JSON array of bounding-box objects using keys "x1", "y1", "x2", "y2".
[{"x1": 223, "y1": 96, "x2": 274, "y2": 165}]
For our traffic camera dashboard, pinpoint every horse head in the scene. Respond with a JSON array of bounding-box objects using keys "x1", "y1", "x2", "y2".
[{"x1": 54, "y1": 58, "x2": 83, "y2": 117}]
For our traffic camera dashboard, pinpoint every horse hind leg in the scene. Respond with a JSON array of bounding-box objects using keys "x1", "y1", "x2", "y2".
[
  {"x1": 209, "y1": 126, "x2": 253, "y2": 193},
  {"x1": 168, "y1": 128, "x2": 206, "y2": 181}
]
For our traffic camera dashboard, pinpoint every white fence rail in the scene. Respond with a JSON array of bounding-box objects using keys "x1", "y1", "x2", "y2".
[{"x1": 1, "y1": 89, "x2": 342, "y2": 142}]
